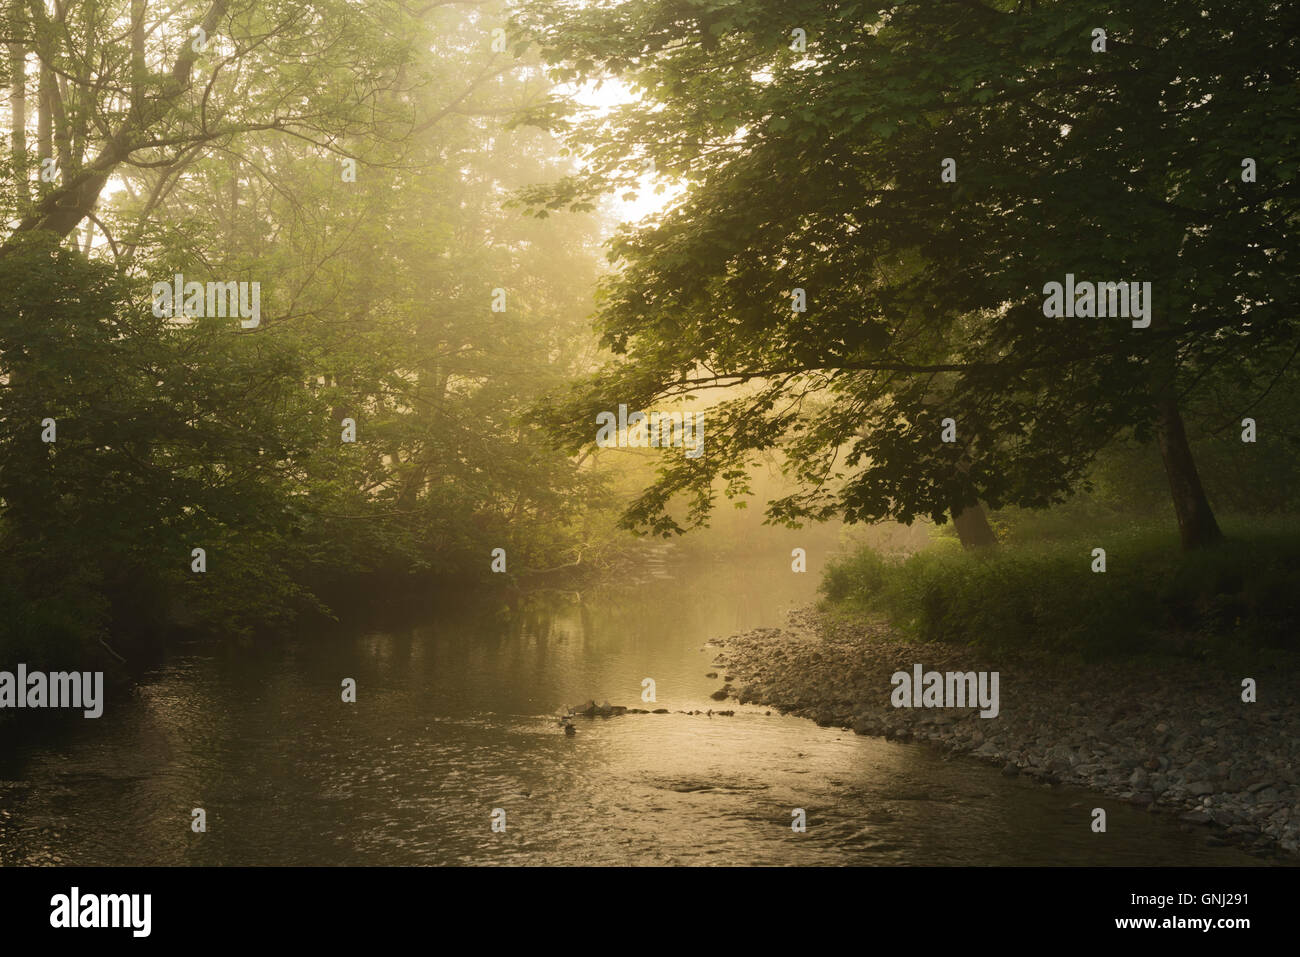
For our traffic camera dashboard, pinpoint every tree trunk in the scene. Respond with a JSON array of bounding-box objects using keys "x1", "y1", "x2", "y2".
[
  {"x1": 1, "y1": 0, "x2": 231, "y2": 254},
  {"x1": 36, "y1": 59, "x2": 52, "y2": 177},
  {"x1": 8, "y1": 0, "x2": 27, "y2": 208},
  {"x1": 952, "y1": 502, "x2": 997, "y2": 549},
  {"x1": 1154, "y1": 392, "x2": 1222, "y2": 549},
  {"x1": 131, "y1": 0, "x2": 145, "y2": 119}
]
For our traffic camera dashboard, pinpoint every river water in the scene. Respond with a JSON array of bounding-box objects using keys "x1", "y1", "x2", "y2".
[{"x1": 0, "y1": 554, "x2": 1263, "y2": 866}]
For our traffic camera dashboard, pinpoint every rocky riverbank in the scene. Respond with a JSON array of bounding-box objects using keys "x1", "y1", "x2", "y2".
[{"x1": 709, "y1": 606, "x2": 1300, "y2": 859}]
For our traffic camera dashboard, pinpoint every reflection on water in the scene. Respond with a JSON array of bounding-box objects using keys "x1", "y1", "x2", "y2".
[{"x1": 0, "y1": 555, "x2": 1266, "y2": 865}]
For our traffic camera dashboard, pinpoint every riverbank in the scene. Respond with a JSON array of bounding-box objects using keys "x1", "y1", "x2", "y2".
[{"x1": 709, "y1": 606, "x2": 1300, "y2": 860}]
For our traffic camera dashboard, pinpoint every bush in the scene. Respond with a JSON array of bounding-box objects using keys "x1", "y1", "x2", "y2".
[{"x1": 820, "y1": 517, "x2": 1300, "y2": 660}]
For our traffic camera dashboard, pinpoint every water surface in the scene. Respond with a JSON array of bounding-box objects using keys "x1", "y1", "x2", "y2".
[{"x1": 0, "y1": 554, "x2": 1264, "y2": 865}]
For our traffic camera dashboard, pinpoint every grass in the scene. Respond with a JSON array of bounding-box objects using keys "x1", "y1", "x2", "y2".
[{"x1": 820, "y1": 515, "x2": 1300, "y2": 665}]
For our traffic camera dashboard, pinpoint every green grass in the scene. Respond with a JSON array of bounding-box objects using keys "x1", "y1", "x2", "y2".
[{"x1": 821, "y1": 516, "x2": 1300, "y2": 664}]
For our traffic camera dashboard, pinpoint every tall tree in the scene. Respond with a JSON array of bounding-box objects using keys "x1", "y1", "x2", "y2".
[
  {"x1": 517, "y1": 0, "x2": 1300, "y2": 549},
  {"x1": 0, "y1": 0, "x2": 610, "y2": 655},
  {"x1": 0, "y1": 0, "x2": 495, "y2": 253}
]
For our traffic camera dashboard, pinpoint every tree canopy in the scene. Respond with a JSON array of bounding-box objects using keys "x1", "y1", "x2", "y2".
[
  {"x1": 516, "y1": 0, "x2": 1300, "y2": 548},
  {"x1": 0, "y1": 0, "x2": 610, "y2": 656}
]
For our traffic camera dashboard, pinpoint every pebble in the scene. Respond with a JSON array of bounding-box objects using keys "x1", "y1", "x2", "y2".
[{"x1": 711, "y1": 605, "x2": 1300, "y2": 859}]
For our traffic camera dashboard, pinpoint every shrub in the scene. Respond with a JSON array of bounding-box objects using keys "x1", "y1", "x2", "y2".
[{"x1": 820, "y1": 517, "x2": 1300, "y2": 659}]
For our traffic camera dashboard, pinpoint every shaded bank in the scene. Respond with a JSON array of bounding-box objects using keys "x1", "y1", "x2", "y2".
[{"x1": 712, "y1": 607, "x2": 1300, "y2": 860}]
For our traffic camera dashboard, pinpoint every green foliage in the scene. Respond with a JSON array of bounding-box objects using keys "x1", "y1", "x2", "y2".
[
  {"x1": 519, "y1": 0, "x2": 1300, "y2": 538},
  {"x1": 0, "y1": 2, "x2": 619, "y2": 656},
  {"x1": 822, "y1": 517, "x2": 1300, "y2": 661},
  {"x1": 0, "y1": 237, "x2": 324, "y2": 652}
]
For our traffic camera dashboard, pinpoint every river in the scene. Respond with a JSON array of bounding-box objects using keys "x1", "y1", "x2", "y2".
[{"x1": 0, "y1": 552, "x2": 1263, "y2": 865}]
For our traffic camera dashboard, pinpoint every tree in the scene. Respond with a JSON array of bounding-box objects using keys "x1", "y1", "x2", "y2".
[
  {"x1": 0, "y1": 0, "x2": 499, "y2": 253},
  {"x1": 516, "y1": 0, "x2": 1300, "y2": 549},
  {"x1": 101, "y1": 0, "x2": 609, "y2": 579},
  {"x1": 0, "y1": 1, "x2": 611, "y2": 656},
  {"x1": 0, "y1": 235, "x2": 326, "y2": 648}
]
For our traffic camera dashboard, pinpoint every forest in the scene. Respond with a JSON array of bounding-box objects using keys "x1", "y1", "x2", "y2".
[{"x1": 3, "y1": 0, "x2": 1295, "y2": 673}]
